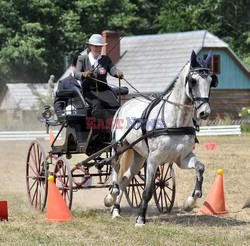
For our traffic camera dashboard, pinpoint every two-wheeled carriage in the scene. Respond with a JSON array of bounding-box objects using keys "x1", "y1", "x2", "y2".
[{"x1": 25, "y1": 86, "x2": 176, "y2": 213}]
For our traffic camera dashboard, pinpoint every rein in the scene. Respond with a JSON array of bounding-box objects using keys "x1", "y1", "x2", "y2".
[
  {"x1": 89, "y1": 76, "x2": 152, "y2": 100},
  {"x1": 136, "y1": 66, "x2": 214, "y2": 148},
  {"x1": 162, "y1": 98, "x2": 193, "y2": 109}
]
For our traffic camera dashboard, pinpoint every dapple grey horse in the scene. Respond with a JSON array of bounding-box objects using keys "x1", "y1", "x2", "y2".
[{"x1": 104, "y1": 50, "x2": 218, "y2": 226}]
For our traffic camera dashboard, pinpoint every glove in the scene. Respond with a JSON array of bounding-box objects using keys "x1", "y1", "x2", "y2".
[
  {"x1": 82, "y1": 70, "x2": 92, "y2": 78},
  {"x1": 116, "y1": 70, "x2": 124, "y2": 79}
]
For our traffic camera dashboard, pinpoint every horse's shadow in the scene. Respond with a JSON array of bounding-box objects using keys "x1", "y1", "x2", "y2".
[
  {"x1": 118, "y1": 206, "x2": 249, "y2": 227},
  {"x1": 76, "y1": 205, "x2": 249, "y2": 227}
]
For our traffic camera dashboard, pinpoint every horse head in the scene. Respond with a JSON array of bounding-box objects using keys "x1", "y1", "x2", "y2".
[{"x1": 186, "y1": 50, "x2": 219, "y2": 120}]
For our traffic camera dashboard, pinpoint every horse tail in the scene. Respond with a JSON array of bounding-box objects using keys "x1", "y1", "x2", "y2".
[{"x1": 118, "y1": 149, "x2": 134, "y2": 184}]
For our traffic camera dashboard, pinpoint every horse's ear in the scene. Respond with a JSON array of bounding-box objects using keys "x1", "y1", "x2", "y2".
[
  {"x1": 205, "y1": 50, "x2": 212, "y2": 67},
  {"x1": 190, "y1": 50, "x2": 198, "y2": 68},
  {"x1": 210, "y1": 74, "x2": 219, "y2": 87}
]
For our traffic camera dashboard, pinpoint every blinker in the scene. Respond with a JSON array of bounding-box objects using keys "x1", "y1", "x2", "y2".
[{"x1": 210, "y1": 74, "x2": 219, "y2": 87}]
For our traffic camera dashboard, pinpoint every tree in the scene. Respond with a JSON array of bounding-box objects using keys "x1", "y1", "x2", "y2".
[
  {"x1": 0, "y1": 0, "x2": 140, "y2": 86},
  {"x1": 158, "y1": 0, "x2": 250, "y2": 67},
  {"x1": 0, "y1": 0, "x2": 249, "y2": 91}
]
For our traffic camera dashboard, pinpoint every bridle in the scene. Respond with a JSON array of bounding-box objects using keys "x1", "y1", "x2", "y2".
[{"x1": 186, "y1": 67, "x2": 211, "y2": 110}]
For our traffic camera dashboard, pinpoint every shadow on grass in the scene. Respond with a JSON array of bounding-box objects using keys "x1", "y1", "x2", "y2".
[
  {"x1": 157, "y1": 215, "x2": 249, "y2": 227},
  {"x1": 149, "y1": 207, "x2": 250, "y2": 226},
  {"x1": 72, "y1": 204, "x2": 250, "y2": 227},
  {"x1": 76, "y1": 205, "x2": 249, "y2": 227}
]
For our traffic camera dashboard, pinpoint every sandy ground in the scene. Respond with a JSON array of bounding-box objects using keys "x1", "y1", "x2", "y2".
[{"x1": 0, "y1": 139, "x2": 129, "y2": 211}]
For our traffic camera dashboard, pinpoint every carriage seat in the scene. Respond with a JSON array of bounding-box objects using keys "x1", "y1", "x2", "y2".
[
  {"x1": 55, "y1": 86, "x2": 128, "y2": 122},
  {"x1": 55, "y1": 87, "x2": 91, "y2": 123},
  {"x1": 110, "y1": 86, "x2": 129, "y2": 96}
]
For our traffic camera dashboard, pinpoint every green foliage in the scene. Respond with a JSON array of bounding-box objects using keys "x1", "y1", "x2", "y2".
[
  {"x1": 239, "y1": 107, "x2": 250, "y2": 120},
  {"x1": 238, "y1": 107, "x2": 250, "y2": 132},
  {"x1": 0, "y1": 0, "x2": 249, "y2": 86},
  {"x1": 241, "y1": 124, "x2": 250, "y2": 132},
  {"x1": 158, "y1": 0, "x2": 250, "y2": 68}
]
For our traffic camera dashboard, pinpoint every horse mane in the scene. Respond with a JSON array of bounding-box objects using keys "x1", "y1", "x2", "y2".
[{"x1": 163, "y1": 61, "x2": 190, "y2": 99}]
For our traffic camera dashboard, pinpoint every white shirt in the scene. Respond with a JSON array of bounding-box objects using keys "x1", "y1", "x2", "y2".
[{"x1": 88, "y1": 52, "x2": 102, "y2": 68}]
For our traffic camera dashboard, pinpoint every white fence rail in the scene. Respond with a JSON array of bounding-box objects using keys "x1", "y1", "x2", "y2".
[
  {"x1": 197, "y1": 125, "x2": 241, "y2": 136},
  {"x1": 0, "y1": 130, "x2": 60, "y2": 141},
  {"x1": 0, "y1": 125, "x2": 242, "y2": 141}
]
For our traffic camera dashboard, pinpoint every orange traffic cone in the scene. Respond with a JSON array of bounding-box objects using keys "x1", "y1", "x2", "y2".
[
  {"x1": 199, "y1": 169, "x2": 228, "y2": 215},
  {"x1": 47, "y1": 176, "x2": 72, "y2": 222},
  {"x1": 0, "y1": 201, "x2": 8, "y2": 221},
  {"x1": 49, "y1": 129, "x2": 55, "y2": 144}
]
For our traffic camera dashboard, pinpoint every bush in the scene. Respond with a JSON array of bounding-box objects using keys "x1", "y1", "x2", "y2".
[
  {"x1": 239, "y1": 107, "x2": 250, "y2": 132},
  {"x1": 241, "y1": 124, "x2": 250, "y2": 132}
]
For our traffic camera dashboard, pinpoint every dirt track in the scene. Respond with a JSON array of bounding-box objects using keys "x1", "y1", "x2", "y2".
[
  {"x1": 1, "y1": 135, "x2": 250, "y2": 222},
  {"x1": 0, "y1": 140, "x2": 128, "y2": 211}
]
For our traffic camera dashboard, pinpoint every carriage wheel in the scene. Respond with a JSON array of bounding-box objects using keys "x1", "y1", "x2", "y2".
[
  {"x1": 125, "y1": 165, "x2": 146, "y2": 208},
  {"x1": 26, "y1": 140, "x2": 48, "y2": 212},
  {"x1": 153, "y1": 163, "x2": 176, "y2": 213},
  {"x1": 103, "y1": 151, "x2": 112, "y2": 183},
  {"x1": 53, "y1": 156, "x2": 73, "y2": 209}
]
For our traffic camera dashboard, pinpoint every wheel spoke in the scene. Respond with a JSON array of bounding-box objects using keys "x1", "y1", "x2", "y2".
[
  {"x1": 31, "y1": 181, "x2": 39, "y2": 205},
  {"x1": 163, "y1": 165, "x2": 169, "y2": 180},
  {"x1": 30, "y1": 149, "x2": 38, "y2": 173},
  {"x1": 28, "y1": 179, "x2": 37, "y2": 193},
  {"x1": 154, "y1": 163, "x2": 175, "y2": 213},
  {"x1": 134, "y1": 178, "x2": 143, "y2": 206},
  {"x1": 54, "y1": 157, "x2": 73, "y2": 209},
  {"x1": 28, "y1": 162, "x2": 37, "y2": 177},
  {"x1": 125, "y1": 168, "x2": 145, "y2": 208},
  {"x1": 26, "y1": 140, "x2": 48, "y2": 212}
]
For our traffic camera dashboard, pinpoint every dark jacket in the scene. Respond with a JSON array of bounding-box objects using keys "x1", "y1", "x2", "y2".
[
  {"x1": 54, "y1": 73, "x2": 82, "y2": 116},
  {"x1": 74, "y1": 54, "x2": 120, "y2": 109}
]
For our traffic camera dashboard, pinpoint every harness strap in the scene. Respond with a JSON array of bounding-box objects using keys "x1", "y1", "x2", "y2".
[
  {"x1": 140, "y1": 97, "x2": 162, "y2": 148},
  {"x1": 114, "y1": 126, "x2": 196, "y2": 158},
  {"x1": 139, "y1": 97, "x2": 199, "y2": 149},
  {"x1": 147, "y1": 127, "x2": 196, "y2": 138},
  {"x1": 192, "y1": 119, "x2": 200, "y2": 143}
]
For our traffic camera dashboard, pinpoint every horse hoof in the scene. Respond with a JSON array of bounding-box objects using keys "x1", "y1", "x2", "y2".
[
  {"x1": 183, "y1": 196, "x2": 197, "y2": 212},
  {"x1": 104, "y1": 194, "x2": 115, "y2": 207},
  {"x1": 112, "y1": 208, "x2": 121, "y2": 219},
  {"x1": 135, "y1": 223, "x2": 145, "y2": 227},
  {"x1": 112, "y1": 213, "x2": 122, "y2": 219},
  {"x1": 135, "y1": 216, "x2": 145, "y2": 227},
  {"x1": 194, "y1": 190, "x2": 202, "y2": 198}
]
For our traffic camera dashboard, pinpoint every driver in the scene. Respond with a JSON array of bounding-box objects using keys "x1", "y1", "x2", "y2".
[{"x1": 74, "y1": 34, "x2": 124, "y2": 119}]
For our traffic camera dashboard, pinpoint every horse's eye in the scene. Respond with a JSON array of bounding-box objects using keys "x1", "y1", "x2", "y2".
[{"x1": 191, "y1": 78, "x2": 197, "y2": 86}]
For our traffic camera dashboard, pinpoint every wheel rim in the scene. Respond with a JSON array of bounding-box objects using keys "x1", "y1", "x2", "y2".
[
  {"x1": 125, "y1": 166, "x2": 146, "y2": 208},
  {"x1": 103, "y1": 151, "x2": 112, "y2": 183},
  {"x1": 153, "y1": 163, "x2": 176, "y2": 213},
  {"x1": 54, "y1": 157, "x2": 73, "y2": 209},
  {"x1": 26, "y1": 140, "x2": 48, "y2": 211}
]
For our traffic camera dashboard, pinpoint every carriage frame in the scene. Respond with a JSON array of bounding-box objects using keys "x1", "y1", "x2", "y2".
[{"x1": 25, "y1": 86, "x2": 176, "y2": 213}]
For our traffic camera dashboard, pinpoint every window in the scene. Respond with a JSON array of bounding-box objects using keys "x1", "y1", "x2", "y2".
[{"x1": 203, "y1": 54, "x2": 220, "y2": 74}]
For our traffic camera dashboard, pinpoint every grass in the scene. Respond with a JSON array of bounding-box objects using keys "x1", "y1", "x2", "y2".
[
  {"x1": 1, "y1": 193, "x2": 250, "y2": 246},
  {"x1": 1, "y1": 134, "x2": 250, "y2": 245}
]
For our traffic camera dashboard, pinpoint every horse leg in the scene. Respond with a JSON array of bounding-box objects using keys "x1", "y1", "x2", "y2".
[
  {"x1": 136, "y1": 160, "x2": 158, "y2": 226},
  {"x1": 179, "y1": 153, "x2": 205, "y2": 212},
  {"x1": 104, "y1": 143, "x2": 132, "y2": 208},
  {"x1": 104, "y1": 158, "x2": 120, "y2": 207},
  {"x1": 111, "y1": 151, "x2": 145, "y2": 218}
]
